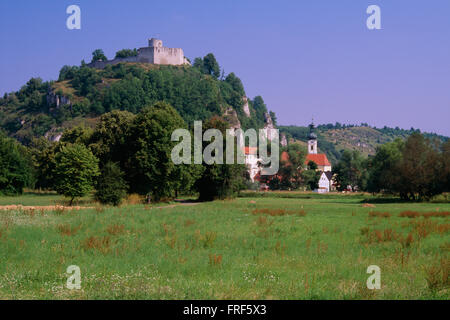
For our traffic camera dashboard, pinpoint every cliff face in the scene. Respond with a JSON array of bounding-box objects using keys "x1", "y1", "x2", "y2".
[
  {"x1": 223, "y1": 107, "x2": 241, "y2": 130},
  {"x1": 242, "y1": 97, "x2": 250, "y2": 117}
]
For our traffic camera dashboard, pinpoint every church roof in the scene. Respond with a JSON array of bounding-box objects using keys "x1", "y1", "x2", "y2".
[{"x1": 305, "y1": 154, "x2": 331, "y2": 167}]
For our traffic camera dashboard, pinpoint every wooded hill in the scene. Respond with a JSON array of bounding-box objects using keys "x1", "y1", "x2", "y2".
[
  {"x1": 0, "y1": 54, "x2": 272, "y2": 144},
  {"x1": 279, "y1": 124, "x2": 448, "y2": 165},
  {"x1": 0, "y1": 53, "x2": 447, "y2": 165}
]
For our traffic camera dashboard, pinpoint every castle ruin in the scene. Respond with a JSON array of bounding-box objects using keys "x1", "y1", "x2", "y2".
[{"x1": 87, "y1": 38, "x2": 189, "y2": 69}]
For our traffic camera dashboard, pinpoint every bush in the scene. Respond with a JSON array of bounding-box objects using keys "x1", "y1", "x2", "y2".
[
  {"x1": 95, "y1": 162, "x2": 128, "y2": 206},
  {"x1": 0, "y1": 133, "x2": 34, "y2": 195},
  {"x1": 115, "y1": 48, "x2": 138, "y2": 59},
  {"x1": 53, "y1": 144, "x2": 100, "y2": 205}
]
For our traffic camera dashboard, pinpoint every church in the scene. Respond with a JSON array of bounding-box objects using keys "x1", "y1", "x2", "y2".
[
  {"x1": 305, "y1": 122, "x2": 334, "y2": 193},
  {"x1": 305, "y1": 123, "x2": 332, "y2": 172}
]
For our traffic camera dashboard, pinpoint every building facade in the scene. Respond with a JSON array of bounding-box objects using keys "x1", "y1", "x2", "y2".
[{"x1": 87, "y1": 38, "x2": 190, "y2": 69}]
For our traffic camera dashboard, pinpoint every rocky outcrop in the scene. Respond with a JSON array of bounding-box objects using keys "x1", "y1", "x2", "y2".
[
  {"x1": 281, "y1": 134, "x2": 288, "y2": 147},
  {"x1": 264, "y1": 112, "x2": 274, "y2": 128},
  {"x1": 242, "y1": 96, "x2": 251, "y2": 117},
  {"x1": 44, "y1": 128, "x2": 63, "y2": 142},
  {"x1": 262, "y1": 112, "x2": 277, "y2": 141},
  {"x1": 223, "y1": 107, "x2": 242, "y2": 130},
  {"x1": 47, "y1": 90, "x2": 71, "y2": 108}
]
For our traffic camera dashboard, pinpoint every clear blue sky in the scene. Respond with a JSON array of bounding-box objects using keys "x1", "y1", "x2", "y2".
[{"x1": 1, "y1": 0, "x2": 449, "y2": 136}]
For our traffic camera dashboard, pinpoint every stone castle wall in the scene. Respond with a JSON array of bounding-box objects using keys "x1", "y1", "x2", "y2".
[
  {"x1": 87, "y1": 39, "x2": 187, "y2": 69},
  {"x1": 152, "y1": 47, "x2": 185, "y2": 65}
]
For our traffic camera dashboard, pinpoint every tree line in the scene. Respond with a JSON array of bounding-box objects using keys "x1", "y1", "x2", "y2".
[
  {"x1": 0, "y1": 102, "x2": 247, "y2": 205},
  {"x1": 333, "y1": 133, "x2": 449, "y2": 200},
  {"x1": 259, "y1": 132, "x2": 449, "y2": 201}
]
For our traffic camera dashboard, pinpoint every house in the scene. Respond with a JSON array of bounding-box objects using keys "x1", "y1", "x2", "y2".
[
  {"x1": 315, "y1": 171, "x2": 333, "y2": 193},
  {"x1": 244, "y1": 146, "x2": 260, "y2": 182}
]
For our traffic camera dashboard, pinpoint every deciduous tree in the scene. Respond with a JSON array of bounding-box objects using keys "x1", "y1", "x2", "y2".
[{"x1": 53, "y1": 144, "x2": 99, "y2": 205}]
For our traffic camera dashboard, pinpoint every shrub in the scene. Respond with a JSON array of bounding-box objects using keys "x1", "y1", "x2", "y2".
[
  {"x1": 53, "y1": 144, "x2": 100, "y2": 205},
  {"x1": 95, "y1": 162, "x2": 128, "y2": 206},
  {"x1": 0, "y1": 133, "x2": 34, "y2": 195}
]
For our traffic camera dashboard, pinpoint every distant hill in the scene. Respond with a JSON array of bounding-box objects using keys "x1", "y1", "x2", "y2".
[
  {"x1": 279, "y1": 124, "x2": 448, "y2": 165},
  {"x1": 0, "y1": 59, "x2": 272, "y2": 144}
]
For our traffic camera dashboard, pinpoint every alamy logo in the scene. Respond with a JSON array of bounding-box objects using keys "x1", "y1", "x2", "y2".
[
  {"x1": 366, "y1": 5, "x2": 381, "y2": 30},
  {"x1": 66, "y1": 265, "x2": 81, "y2": 290},
  {"x1": 66, "y1": 5, "x2": 81, "y2": 30},
  {"x1": 171, "y1": 121, "x2": 280, "y2": 176},
  {"x1": 366, "y1": 265, "x2": 381, "y2": 290}
]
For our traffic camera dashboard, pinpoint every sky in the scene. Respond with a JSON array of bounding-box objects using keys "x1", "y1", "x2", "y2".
[{"x1": 0, "y1": 0, "x2": 449, "y2": 136}]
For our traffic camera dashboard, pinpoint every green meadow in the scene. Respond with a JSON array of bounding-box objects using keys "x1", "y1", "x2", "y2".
[{"x1": 0, "y1": 192, "x2": 448, "y2": 299}]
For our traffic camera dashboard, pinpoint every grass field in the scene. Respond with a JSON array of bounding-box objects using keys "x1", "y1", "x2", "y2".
[{"x1": 0, "y1": 192, "x2": 448, "y2": 299}]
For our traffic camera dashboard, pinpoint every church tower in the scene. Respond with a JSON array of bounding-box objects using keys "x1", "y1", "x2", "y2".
[{"x1": 307, "y1": 122, "x2": 317, "y2": 154}]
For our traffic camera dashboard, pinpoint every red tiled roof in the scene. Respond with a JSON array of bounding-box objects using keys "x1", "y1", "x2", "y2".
[{"x1": 305, "y1": 154, "x2": 331, "y2": 167}]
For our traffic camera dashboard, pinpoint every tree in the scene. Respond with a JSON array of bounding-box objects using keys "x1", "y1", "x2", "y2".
[
  {"x1": 53, "y1": 144, "x2": 99, "y2": 205},
  {"x1": 29, "y1": 137, "x2": 60, "y2": 190},
  {"x1": 193, "y1": 57, "x2": 203, "y2": 69},
  {"x1": 333, "y1": 150, "x2": 367, "y2": 191},
  {"x1": 26, "y1": 90, "x2": 43, "y2": 111},
  {"x1": 441, "y1": 139, "x2": 450, "y2": 193},
  {"x1": 367, "y1": 139, "x2": 403, "y2": 194},
  {"x1": 91, "y1": 49, "x2": 107, "y2": 62},
  {"x1": 203, "y1": 53, "x2": 220, "y2": 78},
  {"x1": 61, "y1": 126, "x2": 93, "y2": 145},
  {"x1": 127, "y1": 102, "x2": 199, "y2": 201},
  {"x1": 301, "y1": 169, "x2": 320, "y2": 191},
  {"x1": 58, "y1": 65, "x2": 79, "y2": 81},
  {"x1": 225, "y1": 73, "x2": 245, "y2": 97},
  {"x1": 89, "y1": 110, "x2": 135, "y2": 168},
  {"x1": 307, "y1": 160, "x2": 318, "y2": 170},
  {"x1": 277, "y1": 144, "x2": 307, "y2": 190},
  {"x1": 251, "y1": 96, "x2": 269, "y2": 128},
  {"x1": 95, "y1": 162, "x2": 128, "y2": 206},
  {"x1": 0, "y1": 133, "x2": 34, "y2": 195},
  {"x1": 195, "y1": 117, "x2": 247, "y2": 201},
  {"x1": 367, "y1": 134, "x2": 448, "y2": 200},
  {"x1": 395, "y1": 133, "x2": 442, "y2": 200},
  {"x1": 115, "y1": 48, "x2": 138, "y2": 59},
  {"x1": 194, "y1": 53, "x2": 221, "y2": 79}
]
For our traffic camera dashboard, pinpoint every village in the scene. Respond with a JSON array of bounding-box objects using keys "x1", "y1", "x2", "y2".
[{"x1": 244, "y1": 122, "x2": 336, "y2": 193}]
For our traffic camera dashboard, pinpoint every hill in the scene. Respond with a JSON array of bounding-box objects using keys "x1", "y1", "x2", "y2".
[
  {"x1": 1, "y1": 57, "x2": 447, "y2": 161},
  {"x1": 279, "y1": 124, "x2": 448, "y2": 165},
  {"x1": 0, "y1": 58, "x2": 272, "y2": 144}
]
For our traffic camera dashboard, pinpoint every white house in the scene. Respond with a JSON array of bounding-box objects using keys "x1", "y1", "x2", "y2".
[
  {"x1": 244, "y1": 147, "x2": 260, "y2": 182},
  {"x1": 315, "y1": 171, "x2": 333, "y2": 193}
]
